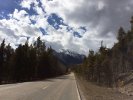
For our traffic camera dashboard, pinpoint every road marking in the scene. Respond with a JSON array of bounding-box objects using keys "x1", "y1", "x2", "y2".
[
  {"x1": 74, "y1": 74, "x2": 81, "y2": 100},
  {"x1": 42, "y1": 85, "x2": 49, "y2": 90},
  {"x1": 76, "y1": 81, "x2": 81, "y2": 100}
]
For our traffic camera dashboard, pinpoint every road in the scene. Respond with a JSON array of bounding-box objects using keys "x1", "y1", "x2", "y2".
[{"x1": 0, "y1": 73, "x2": 80, "y2": 100}]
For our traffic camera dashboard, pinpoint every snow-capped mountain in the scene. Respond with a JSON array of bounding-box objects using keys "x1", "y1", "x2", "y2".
[{"x1": 53, "y1": 49, "x2": 85, "y2": 66}]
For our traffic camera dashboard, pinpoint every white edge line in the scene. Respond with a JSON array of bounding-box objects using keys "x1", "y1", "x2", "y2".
[{"x1": 74, "y1": 75, "x2": 81, "y2": 100}]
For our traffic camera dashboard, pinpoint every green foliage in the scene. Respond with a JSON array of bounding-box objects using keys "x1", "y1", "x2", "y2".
[
  {"x1": 0, "y1": 37, "x2": 66, "y2": 84},
  {"x1": 117, "y1": 27, "x2": 126, "y2": 41}
]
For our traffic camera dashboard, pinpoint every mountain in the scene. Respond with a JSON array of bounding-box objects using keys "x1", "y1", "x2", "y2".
[{"x1": 53, "y1": 49, "x2": 85, "y2": 66}]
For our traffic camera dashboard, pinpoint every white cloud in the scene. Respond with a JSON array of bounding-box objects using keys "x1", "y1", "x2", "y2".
[
  {"x1": 0, "y1": 0, "x2": 133, "y2": 55},
  {"x1": 20, "y1": 0, "x2": 38, "y2": 9},
  {"x1": 98, "y1": 1, "x2": 105, "y2": 11}
]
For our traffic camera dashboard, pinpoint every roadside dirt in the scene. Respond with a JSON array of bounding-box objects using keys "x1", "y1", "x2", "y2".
[
  {"x1": 76, "y1": 77, "x2": 133, "y2": 100},
  {"x1": 118, "y1": 82, "x2": 133, "y2": 97}
]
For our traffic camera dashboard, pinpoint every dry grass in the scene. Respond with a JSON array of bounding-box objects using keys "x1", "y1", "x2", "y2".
[{"x1": 76, "y1": 76, "x2": 133, "y2": 100}]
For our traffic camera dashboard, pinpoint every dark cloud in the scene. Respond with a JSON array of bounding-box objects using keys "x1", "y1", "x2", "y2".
[{"x1": 66, "y1": 0, "x2": 133, "y2": 37}]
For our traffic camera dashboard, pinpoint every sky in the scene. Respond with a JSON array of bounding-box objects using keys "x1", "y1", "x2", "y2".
[{"x1": 0, "y1": 0, "x2": 133, "y2": 55}]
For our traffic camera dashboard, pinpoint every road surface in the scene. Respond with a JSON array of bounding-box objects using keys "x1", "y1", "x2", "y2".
[{"x1": 0, "y1": 73, "x2": 80, "y2": 100}]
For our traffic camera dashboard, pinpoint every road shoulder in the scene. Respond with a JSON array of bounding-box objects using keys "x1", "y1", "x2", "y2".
[{"x1": 74, "y1": 74, "x2": 86, "y2": 100}]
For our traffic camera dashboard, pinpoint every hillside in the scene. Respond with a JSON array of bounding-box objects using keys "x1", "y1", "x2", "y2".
[
  {"x1": 74, "y1": 17, "x2": 133, "y2": 87},
  {"x1": 53, "y1": 49, "x2": 85, "y2": 66}
]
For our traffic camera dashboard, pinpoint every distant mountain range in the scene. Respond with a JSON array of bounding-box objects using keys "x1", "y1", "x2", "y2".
[{"x1": 53, "y1": 49, "x2": 85, "y2": 66}]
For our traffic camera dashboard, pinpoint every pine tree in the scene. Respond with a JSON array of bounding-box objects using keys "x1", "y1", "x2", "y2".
[
  {"x1": 3, "y1": 44, "x2": 14, "y2": 82},
  {"x1": 117, "y1": 27, "x2": 126, "y2": 42},
  {"x1": 130, "y1": 16, "x2": 133, "y2": 31},
  {"x1": 0, "y1": 39, "x2": 6, "y2": 83}
]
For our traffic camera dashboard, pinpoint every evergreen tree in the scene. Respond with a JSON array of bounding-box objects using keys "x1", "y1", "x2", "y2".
[
  {"x1": 117, "y1": 27, "x2": 126, "y2": 42},
  {"x1": 0, "y1": 40, "x2": 6, "y2": 83}
]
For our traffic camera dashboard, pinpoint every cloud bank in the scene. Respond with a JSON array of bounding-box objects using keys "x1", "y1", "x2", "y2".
[{"x1": 0, "y1": 0, "x2": 133, "y2": 55}]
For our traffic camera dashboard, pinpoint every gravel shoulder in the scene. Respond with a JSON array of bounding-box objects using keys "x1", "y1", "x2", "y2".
[{"x1": 76, "y1": 76, "x2": 133, "y2": 100}]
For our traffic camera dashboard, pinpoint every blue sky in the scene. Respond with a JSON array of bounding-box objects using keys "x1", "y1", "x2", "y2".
[
  {"x1": 0, "y1": 0, "x2": 133, "y2": 55},
  {"x1": 0, "y1": 0, "x2": 19, "y2": 12}
]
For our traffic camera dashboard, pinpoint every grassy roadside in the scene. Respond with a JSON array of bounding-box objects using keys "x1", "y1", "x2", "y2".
[{"x1": 75, "y1": 74, "x2": 133, "y2": 100}]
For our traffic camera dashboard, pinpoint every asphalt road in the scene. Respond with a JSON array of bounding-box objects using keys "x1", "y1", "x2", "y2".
[{"x1": 0, "y1": 73, "x2": 80, "y2": 100}]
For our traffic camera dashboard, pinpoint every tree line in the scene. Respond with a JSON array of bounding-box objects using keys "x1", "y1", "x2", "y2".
[
  {"x1": 0, "y1": 37, "x2": 66, "y2": 84},
  {"x1": 73, "y1": 17, "x2": 133, "y2": 87}
]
